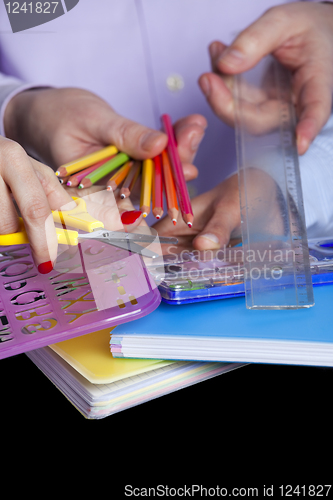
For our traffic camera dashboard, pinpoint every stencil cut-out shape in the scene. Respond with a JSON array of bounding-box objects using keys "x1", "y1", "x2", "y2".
[
  {"x1": 117, "y1": 299, "x2": 126, "y2": 309},
  {"x1": 129, "y1": 295, "x2": 138, "y2": 305}
]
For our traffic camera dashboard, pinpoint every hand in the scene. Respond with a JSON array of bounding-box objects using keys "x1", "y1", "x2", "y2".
[
  {"x1": 0, "y1": 136, "x2": 73, "y2": 272},
  {"x1": 198, "y1": 2, "x2": 333, "y2": 155},
  {"x1": 154, "y1": 174, "x2": 241, "y2": 252},
  {"x1": 4, "y1": 87, "x2": 206, "y2": 182},
  {"x1": 0, "y1": 141, "x2": 148, "y2": 273},
  {"x1": 154, "y1": 170, "x2": 285, "y2": 252}
]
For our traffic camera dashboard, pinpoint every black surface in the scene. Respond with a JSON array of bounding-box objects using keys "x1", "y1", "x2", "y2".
[{"x1": 1, "y1": 353, "x2": 331, "y2": 492}]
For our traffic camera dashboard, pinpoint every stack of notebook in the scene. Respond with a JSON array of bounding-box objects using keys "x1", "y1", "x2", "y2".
[
  {"x1": 110, "y1": 285, "x2": 333, "y2": 367},
  {"x1": 26, "y1": 328, "x2": 243, "y2": 419}
]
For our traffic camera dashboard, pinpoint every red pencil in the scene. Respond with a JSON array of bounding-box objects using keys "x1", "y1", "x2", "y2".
[
  {"x1": 161, "y1": 114, "x2": 193, "y2": 228},
  {"x1": 152, "y1": 155, "x2": 163, "y2": 219},
  {"x1": 161, "y1": 150, "x2": 179, "y2": 225}
]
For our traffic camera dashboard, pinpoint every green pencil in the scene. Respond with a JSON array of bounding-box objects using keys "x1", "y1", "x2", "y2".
[{"x1": 78, "y1": 152, "x2": 130, "y2": 189}]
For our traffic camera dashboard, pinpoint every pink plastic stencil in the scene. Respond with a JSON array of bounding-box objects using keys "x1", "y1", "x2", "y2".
[{"x1": 0, "y1": 241, "x2": 161, "y2": 359}]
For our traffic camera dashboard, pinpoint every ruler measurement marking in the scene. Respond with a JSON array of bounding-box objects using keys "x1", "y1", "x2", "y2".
[{"x1": 234, "y1": 57, "x2": 314, "y2": 308}]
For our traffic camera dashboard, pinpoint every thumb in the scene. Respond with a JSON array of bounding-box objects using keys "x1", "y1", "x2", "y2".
[
  {"x1": 101, "y1": 111, "x2": 168, "y2": 160},
  {"x1": 193, "y1": 200, "x2": 241, "y2": 251},
  {"x1": 217, "y1": 6, "x2": 294, "y2": 74}
]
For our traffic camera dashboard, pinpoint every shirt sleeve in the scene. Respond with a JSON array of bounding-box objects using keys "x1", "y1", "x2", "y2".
[
  {"x1": 299, "y1": 109, "x2": 333, "y2": 238},
  {"x1": 0, "y1": 72, "x2": 50, "y2": 137}
]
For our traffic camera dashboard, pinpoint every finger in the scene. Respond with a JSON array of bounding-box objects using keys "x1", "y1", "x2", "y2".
[
  {"x1": 72, "y1": 189, "x2": 144, "y2": 236},
  {"x1": 173, "y1": 113, "x2": 207, "y2": 166},
  {"x1": 120, "y1": 209, "x2": 143, "y2": 229},
  {"x1": 216, "y1": 6, "x2": 296, "y2": 74},
  {"x1": 198, "y1": 72, "x2": 234, "y2": 127},
  {"x1": 192, "y1": 178, "x2": 241, "y2": 250},
  {"x1": 32, "y1": 158, "x2": 74, "y2": 209},
  {"x1": 2, "y1": 143, "x2": 58, "y2": 271},
  {"x1": 199, "y1": 72, "x2": 281, "y2": 133},
  {"x1": 0, "y1": 176, "x2": 20, "y2": 234},
  {"x1": 182, "y1": 162, "x2": 198, "y2": 182},
  {"x1": 0, "y1": 138, "x2": 21, "y2": 234},
  {"x1": 100, "y1": 111, "x2": 168, "y2": 160},
  {"x1": 117, "y1": 193, "x2": 144, "y2": 229},
  {"x1": 208, "y1": 40, "x2": 228, "y2": 73},
  {"x1": 77, "y1": 189, "x2": 122, "y2": 231},
  {"x1": 295, "y1": 71, "x2": 333, "y2": 154},
  {"x1": 193, "y1": 202, "x2": 240, "y2": 250}
]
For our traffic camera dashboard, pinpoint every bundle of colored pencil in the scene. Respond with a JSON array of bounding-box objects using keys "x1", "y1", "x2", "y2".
[{"x1": 55, "y1": 114, "x2": 193, "y2": 227}]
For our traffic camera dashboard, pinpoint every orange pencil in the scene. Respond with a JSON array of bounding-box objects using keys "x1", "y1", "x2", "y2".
[
  {"x1": 152, "y1": 155, "x2": 163, "y2": 219},
  {"x1": 161, "y1": 150, "x2": 178, "y2": 225},
  {"x1": 106, "y1": 161, "x2": 133, "y2": 191},
  {"x1": 161, "y1": 114, "x2": 193, "y2": 227}
]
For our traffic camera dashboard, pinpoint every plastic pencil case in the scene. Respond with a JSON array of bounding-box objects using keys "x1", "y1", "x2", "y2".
[{"x1": 151, "y1": 238, "x2": 333, "y2": 305}]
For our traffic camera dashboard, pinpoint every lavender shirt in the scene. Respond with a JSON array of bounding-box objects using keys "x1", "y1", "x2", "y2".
[{"x1": 0, "y1": 0, "x2": 332, "y2": 236}]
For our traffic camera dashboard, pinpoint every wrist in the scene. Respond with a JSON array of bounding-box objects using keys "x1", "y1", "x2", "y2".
[{"x1": 4, "y1": 89, "x2": 29, "y2": 142}]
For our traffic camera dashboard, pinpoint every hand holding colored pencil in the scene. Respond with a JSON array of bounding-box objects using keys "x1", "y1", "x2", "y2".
[{"x1": 55, "y1": 114, "x2": 194, "y2": 226}]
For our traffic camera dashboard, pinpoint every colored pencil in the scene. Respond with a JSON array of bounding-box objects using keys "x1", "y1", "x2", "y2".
[
  {"x1": 106, "y1": 160, "x2": 133, "y2": 191},
  {"x1": 140, "y1": 158, "x2": 153, "y2": 217},
  {"x1": 152, "y1": 155, "x2": 163, "y2": 219},
  {"x1": 78, "y1": 152, "x2": 129, "y2": 189},
  {"x1": 161, "y1": 150, "x2": 178, "y2": 225},
  {"x1": 120, "y1": 161, "x2": 141, "y2": 199},
  {"x1": 58, "y1": 176, "x2": 70, "y2": 185},
  {"x1": 161, "y1": 114, "x2": 193, "y2": 227},
  {"x1": 55, "y1": 145, "x2": 118, "y2": 177},
  {"x1": 66, "y1": 156, "x2": 114, "y2": 187}
]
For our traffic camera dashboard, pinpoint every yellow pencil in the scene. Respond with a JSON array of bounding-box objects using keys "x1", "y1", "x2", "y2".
[
  {"x1": 56, "y1": 145, "x2": 118, "y2": 177},
  {"x1": 140, "y1": 159, "x2": 153, "y2": 217}
]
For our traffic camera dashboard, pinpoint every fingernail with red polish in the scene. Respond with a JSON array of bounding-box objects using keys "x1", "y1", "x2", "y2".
[
  {"x1": 38, "y1": 261, "x2": 53, "y2": 274},
  {"x1": 121, "y1": 210, "x2": 142, "y2": 225}
]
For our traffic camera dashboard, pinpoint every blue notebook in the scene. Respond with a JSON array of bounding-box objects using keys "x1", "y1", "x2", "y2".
[{"x1": 110, "y1": 285, "x2": 333, "y2": 366}]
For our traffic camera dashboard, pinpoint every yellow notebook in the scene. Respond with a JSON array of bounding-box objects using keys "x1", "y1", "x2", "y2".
[{"x1": 50, "y1": 328, "x2": 173, "y2": 384}]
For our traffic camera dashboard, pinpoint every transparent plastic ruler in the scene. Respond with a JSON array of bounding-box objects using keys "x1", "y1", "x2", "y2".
[{"x1": 234, "y1": 56, "x2": 314, "y2": 309}]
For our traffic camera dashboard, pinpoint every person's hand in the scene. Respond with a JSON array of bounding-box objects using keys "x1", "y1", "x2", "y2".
[
  {"x1": 198, "y1": 2, "x2": 333, "y2": 155},
  {"x1": 154, "y1": 169, "x2": 285, "y2": 252},
  {"x1": 4, "y1": 87, "x2": 206, "y2": 182},
  {"x1": 154, "y1": 174, "x2": 241, "y2": 252},
  {"x1": 0, "y1": 136, "x2": 73, "y2": 272},
  {"x1": 0, "y1": 137, "x2": 149, "y2": 272}
]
